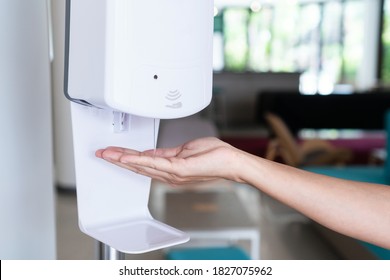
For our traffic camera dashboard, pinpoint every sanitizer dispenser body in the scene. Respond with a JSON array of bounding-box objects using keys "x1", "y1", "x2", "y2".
[
  {"x1": 65, "y1": 0, "x2": 213, "y2": 118},
  {"x1": 65, "y1": 0, "x2": 214, "y2": 253}
]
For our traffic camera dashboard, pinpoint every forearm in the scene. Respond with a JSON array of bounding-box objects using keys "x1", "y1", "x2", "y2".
[
  {"x1": 98, "y1": 137, "x2": 390, "y2": 249},
  {"x1": 235, "y1": 150, "x2": 390, "y2": 249}
]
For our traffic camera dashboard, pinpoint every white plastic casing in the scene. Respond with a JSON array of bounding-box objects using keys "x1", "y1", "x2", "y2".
[
  {"x1": 65, "y1": 0, "x2": 214, "y2": 254},
  {"x1": 66, "y1": 0, "x2": 214, "y2": 119},
  {"x1": 70, "y1": 104, "x2": 190, "y2": 254}
]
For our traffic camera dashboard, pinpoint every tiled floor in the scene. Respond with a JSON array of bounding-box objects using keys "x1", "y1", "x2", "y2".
[{"x1": 56, "y1": 182, "x2": 340, "y2": 260}]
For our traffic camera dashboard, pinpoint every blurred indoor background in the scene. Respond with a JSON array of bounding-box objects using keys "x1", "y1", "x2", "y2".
[{"x1": 1, "y1": 0, "x2": 389, "y2": 260}]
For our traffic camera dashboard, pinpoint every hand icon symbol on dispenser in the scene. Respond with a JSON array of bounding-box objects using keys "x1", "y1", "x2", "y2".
[
  {"x1": 166, "y1": 90, "x2": 182, "y2": 101},
  {"x1": 166, "y1": 90, "x2": 183, "y2": 109},
  {"x1": 166, "y1": 102, "x2": 183, "y2": 109},
  {"x1": 64, "y1": 0, "x2": 214, "y2": 256}
]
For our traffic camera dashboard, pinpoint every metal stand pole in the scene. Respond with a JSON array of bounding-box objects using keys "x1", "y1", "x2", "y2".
[{"x1": 97, "y1": 241, "x2": 125, "y2": 260}]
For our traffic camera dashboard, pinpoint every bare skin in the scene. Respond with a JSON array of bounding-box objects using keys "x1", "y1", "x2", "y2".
[{"x1": 96, "y1": 137, "x2": 390, "y2": 250}]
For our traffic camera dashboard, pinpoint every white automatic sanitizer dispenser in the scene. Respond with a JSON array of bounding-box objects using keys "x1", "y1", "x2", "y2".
[{"x1": 64, "y1": 0, "x2": 214, "y2": 254}]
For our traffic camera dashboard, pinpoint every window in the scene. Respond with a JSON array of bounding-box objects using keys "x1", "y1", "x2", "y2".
[
  {"x1": 381, "y1": 0, "x2": 390, "y2": 84},
  {"x1": 214, "y1": 0, "x2": 366, "y2": 94}
]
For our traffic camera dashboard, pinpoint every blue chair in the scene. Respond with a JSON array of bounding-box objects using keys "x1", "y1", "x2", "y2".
[{"x1": 303, "y1": 110, "x2": 390, "y2": 259}]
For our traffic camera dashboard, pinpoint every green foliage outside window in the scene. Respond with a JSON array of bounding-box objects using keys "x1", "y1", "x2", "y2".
[
  {"x1": 223, "y1": 9, "x2": 249, "y2": 72},
  {"x1": 382, "y1": 0, "x2": 390, "y2": 84},
  {"x1": 215, "y1": 0, "x2": 364, "y2": 92}
]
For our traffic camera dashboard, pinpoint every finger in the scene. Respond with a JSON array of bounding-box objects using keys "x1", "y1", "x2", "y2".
[
  {"x1": 95, "y1": 149, "x2": 104, "y2": 158},
  {"x1": 111, "y1": 161, "x2": 171, "y2": 182},
  {"x1": 143, "y1": 145, "x2": 202, "y2": 160},
  {"x1": 96, "y1": 147, "x2": 133, "y2": 158},
  {"x1": 108, "y1": 159, "x2": 184, "y2": 185},
  {"x1": 100, "y1": 150, "x2": 128, "y2": 162},
  {"x1": 120, "y1": 152, "x2": 218, "y2": 178},
  {"x1": 142, "y1": 146, "x2": 182, "y2": 158},
  {"x1": 105, "y1": 146, "x2": 142, "y2": 155},
  {"x1": 119, "y1": 153, "x2": 178, "y2": 173},
  {"x1": 100, "y1": 152, "x2": 219, "y2": 185},
  {"x1": 119, "y1": 161, "x2": 219, "y2": 185}
]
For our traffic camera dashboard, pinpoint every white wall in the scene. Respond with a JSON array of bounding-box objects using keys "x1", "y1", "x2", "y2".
[
  {"x1": 51, "y1": 0, "x2": 76, "y2": 189},
  {"x1": 0, "y1": 0, "x2": 56, "y2": 259}
]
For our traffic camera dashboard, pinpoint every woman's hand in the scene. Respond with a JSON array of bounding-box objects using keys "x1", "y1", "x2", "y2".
[
  {"x1": 96, "y1": 137, "x2": 244, "y2": 186},
  {"x1": 96, "y1": 136, "x2": 390, "y2": 249}
]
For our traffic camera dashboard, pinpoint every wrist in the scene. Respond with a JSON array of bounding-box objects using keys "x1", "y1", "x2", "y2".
[
  {"x1": 228, "y1": 148, "x2": 253, "y2": 183},
  {"x1": 233, "y1": 149, "x2": 269, "y2": 188}
]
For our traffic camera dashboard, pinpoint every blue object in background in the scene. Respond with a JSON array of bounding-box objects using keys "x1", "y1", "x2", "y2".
[
  {"x1": 166, "y1": 246, "x2": 251, "y2": 260},
  {"x1": 304, "y1": 110, "x2": 390, "y2": 259}
]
